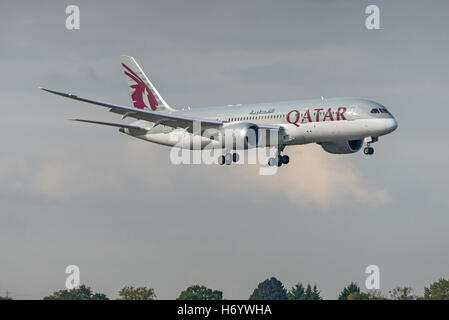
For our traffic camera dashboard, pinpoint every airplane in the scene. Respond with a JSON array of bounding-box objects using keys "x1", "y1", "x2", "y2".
[{"x1": 41, "y1": 55, "x2": 398, "y2": 167}]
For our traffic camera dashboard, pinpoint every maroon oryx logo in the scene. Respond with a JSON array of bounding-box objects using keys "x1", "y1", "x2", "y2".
[{"x1": 122, "y1": 63, "x2": 158, "y2": 110}]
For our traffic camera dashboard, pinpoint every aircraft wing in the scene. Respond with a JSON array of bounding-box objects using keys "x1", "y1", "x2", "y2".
[
  {"x1": 257, "y1": 124, "x2": 284, "y2": 131},
  {"x1": 40, "y1": 88, "x2": 223, "y2": 132}
]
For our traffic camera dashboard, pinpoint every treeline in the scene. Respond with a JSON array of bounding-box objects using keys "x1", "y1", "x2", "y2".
[{"x1": 2, "y1": 277, "x2": 449, "y2": 300}]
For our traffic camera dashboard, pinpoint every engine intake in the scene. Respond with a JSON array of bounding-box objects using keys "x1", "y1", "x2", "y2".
[
  {"x1": 221, "y1": 123, "x2": 260, "y2": 149},
  {"x1": 320, "y1": 139, "x2": 364, "y2": 154}
]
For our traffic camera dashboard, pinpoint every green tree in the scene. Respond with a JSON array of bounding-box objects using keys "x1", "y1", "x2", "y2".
[
  {"x1": 347, "y1": 292, "x2": 370, "y2": 300},
  {"x1": 249, "y1": 277, "x2": 288, "y2": 300},
  {"x1": 389, "y1": 287, "x2": 416, "y2": 300},
  {"x1": 288, "y1": 283, "x2": 306, "y2": 300},
  {"x1": 118, "y1": 286, "x2": 156, "y2": 300},
  {"x1": 43, "y1": 285, "x2": 108, "y2": 300},
  {"x1": 311, "y1": 285, "x2": 322, "y2": 300},
  {"x1": 304, "y1": 284, "x2": 313, "y2": 300},
  {"x1": 177, "y1": 285, "x2": 223, "y2": 300},
  {"x1": 0, "y1": 296, "x2": 12, "y2": 300},
  {"x1": 339, "y1": 282, "x2": 361, "y2": 300},
  {"x1": 366, "y1": 290, "x2": 387, "y2": 300},
  {"x1": 424, "y1": 278, "x2": 449, "y2": 300},
  {"x1": 347, "y1": 290, "x2": 386, "y2": 300},
  {"x1": 299, "y1": 283, "x2": 322, "y2": 300}
]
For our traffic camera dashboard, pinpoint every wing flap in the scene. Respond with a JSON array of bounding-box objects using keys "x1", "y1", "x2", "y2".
[{"x1": 257, "y1": 124, "x2": 283, "y2": 131}]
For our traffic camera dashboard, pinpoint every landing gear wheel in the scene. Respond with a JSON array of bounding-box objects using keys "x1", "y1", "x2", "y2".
[
  {"x1": 275, "y1": 155, "x2": 282, "y2": 167},
  {"x1": 268, "y1": 145, "x2": 288, "y2": 167},
  {"x1": 225, "y1": 153, "x2": 233, "y2": 165},
  {"x1": 218, "y1": 155, "x2": 225, "y2": 165},
  {"x1": 268, "y1": 157, "x2": 277, "y2": 167},
  {"x1": 364, "y1": 147, "x2": 374, "y2": 155},
  {"x1": 232, "y1": 153, "x2": 239, "y2": 163}
]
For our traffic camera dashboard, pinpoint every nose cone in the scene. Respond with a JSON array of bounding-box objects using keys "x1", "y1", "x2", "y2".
[{"x1": 384, "y1": 118, "x2": 398, "y2": 133}]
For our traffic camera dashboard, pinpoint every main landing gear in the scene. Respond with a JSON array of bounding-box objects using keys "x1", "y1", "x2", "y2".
[
  {"x1": 268, "y1": 155, "x2": 289, "y2": 167},
  {"x1": 217, "y1": 148, "x2": 290, "y2": 167},
  {"x1": 364, "y1": 136, "x2": 378, "y2": 155},
  {"x1": 268, "y1": 145, "x2": 289, "y2": 167},
  {"x1": 218, "y1": 152, "x2": 239, "y2": 165}
]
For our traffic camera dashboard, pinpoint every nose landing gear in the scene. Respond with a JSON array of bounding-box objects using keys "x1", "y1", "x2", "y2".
[
  {"x1": 363, "y1": 136, "x2": 378, "y2": 155},
  {"x1": 364, "y1": 146, "x2": 374, "y2": 155}
]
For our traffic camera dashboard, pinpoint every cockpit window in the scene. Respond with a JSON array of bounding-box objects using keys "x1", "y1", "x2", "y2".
[
  {"x1": 379, "y1": 108, "x2": 389, "y2": 114},
  {"x1": 370, "y1": 108, "x2": 380, "y2": 113}
]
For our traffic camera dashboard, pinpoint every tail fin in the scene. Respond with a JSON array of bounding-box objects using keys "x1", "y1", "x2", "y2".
[{"x1": 120, "y1": 55, "x2": 173, "y2": 113}]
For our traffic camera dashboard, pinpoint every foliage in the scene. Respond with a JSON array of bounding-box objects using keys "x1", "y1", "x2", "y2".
[
  {"x1": 389, "y1": 287, "x2": 416, "y2": 300},
  {"x1": 37, "y1": 276, "x2": 449, "y2": 300},
  {"x1": 309, "y1": 284, "x2": 322, "y2": 300},
  {"x1": 365, "y1": 290, "x2": 387, "y2": 300},
  {"x1": 43, "y1": 284, "x2": 108, "y2": 300},
  {"x1": 348, "y1": 290, "x2": 386, "y2": 300},
  {"x1": 287, "y1": 282, "x2": 322, "y2": 300},
  {"x1": 288, "y1": 283, "x2": 305, "y2": 300},
  {"x1": 118, "y1": 286, "x2": 156, "y2": 300},
  {"x1": 177, "y1": 285, "x2": 223, "y2": 300},
  {"x1": 347, "y1": 292, "x2": 370, "y2": 300},
  {"x1": 249, "y1": 277, "x2": 288, "y2": 300},
  {"x1": 424, "y1": 278, "x2": 449, "y2": 300},
  {"x1": 338, "y1": 282, "x2": 361, "y2": 300}
]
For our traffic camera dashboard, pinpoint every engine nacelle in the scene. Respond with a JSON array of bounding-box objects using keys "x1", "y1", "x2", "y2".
[
  {"x1": 320, "y1": 139, "x2": 364, "y2": 154},
  {"x1": 220, "y1": 123, "x2": 260, "y2": 149}
]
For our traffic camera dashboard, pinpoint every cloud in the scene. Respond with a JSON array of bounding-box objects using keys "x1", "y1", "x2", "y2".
[
  {"x1": 1, "y1": 140, "x2": 389, "y2": 209},
  {"x1": 0, "y1": 142, "x2": 152, "y2": 201},
  {"x1": 31, "y1": 156, "x2": 124, "y2": 199},
  {"x1": 226, "y1": 144, "x2": 390, "y2": 209}
]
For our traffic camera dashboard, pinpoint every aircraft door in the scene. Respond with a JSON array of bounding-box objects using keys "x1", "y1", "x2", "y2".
[{"x1": 348, "y1": 105, "x2": 361, "y2": 120}]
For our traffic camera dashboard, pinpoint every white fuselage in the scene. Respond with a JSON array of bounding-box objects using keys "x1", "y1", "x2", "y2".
[{"x1": 123, "y1": 97, "x2": 398, "y2": 150}]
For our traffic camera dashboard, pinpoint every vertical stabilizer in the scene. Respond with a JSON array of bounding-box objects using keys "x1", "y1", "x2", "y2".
[{"x1": 120, "y1": 55, "x2": 173, "y2": 113}]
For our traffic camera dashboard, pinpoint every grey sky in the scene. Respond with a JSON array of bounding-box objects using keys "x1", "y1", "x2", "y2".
[{"x1": 1, "y1": 0, "x2": 449, "y2": 299}]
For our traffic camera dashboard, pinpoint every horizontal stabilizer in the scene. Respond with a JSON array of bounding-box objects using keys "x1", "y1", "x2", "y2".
[{"x1": 70, "y1": 119, "x2": 146, "y2": 131}]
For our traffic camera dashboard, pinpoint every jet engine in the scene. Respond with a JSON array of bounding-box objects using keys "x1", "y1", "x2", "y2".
[
  {"x1": 220, "y1": 123, "x2": 260, "y2": 149},
  {"x1": 320, "y1": 139, "x2": 364, "y2": 154}
]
